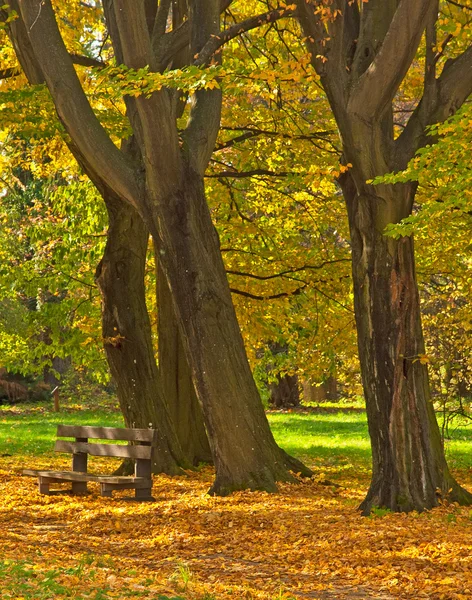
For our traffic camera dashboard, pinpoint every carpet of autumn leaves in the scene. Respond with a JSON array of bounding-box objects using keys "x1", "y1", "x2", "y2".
[{"x1": 1, "y1": 455, "x2": 472, "y2": 600}]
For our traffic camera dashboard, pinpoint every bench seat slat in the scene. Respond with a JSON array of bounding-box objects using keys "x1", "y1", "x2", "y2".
[
  {"x1": 22, "y1": 469, "x2": 151, "y2": 485},
  {"x1": 56, "y1": 425, "x2": 155, "y2": 442},
  {"x1": 54, "y1": 440, "x2": 152, "y2": 459}
]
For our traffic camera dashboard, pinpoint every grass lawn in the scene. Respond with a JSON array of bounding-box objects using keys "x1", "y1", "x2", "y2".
[{"x1": 1, "y1": 398, "x2": 472, "y2": 599}]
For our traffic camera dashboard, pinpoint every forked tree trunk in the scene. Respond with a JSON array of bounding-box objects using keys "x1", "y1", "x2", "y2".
[
  {"x1": 10, "y1": 0, "x2": 311, "y2": 495},
  {"x1": 343, "y1": 180, "x2": 472, "y2": 514},
  {"x1": 295, "y1": 0, "x2": 472, "y2": 513},
  {"x1": 156, "y1": 255, "x2": 212, "y2": 465},
  {"x1": 95, "y1": 194, "x2": 189, "y2": 475},
  {"x1": 147, "y1": 168, "x2": 311, "y2": 494}
]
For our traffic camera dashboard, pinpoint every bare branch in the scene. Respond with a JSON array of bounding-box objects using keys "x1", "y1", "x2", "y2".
[
  {"x1": 226, "y1": 259, "x2": 351, "y2": 281},
  {"x1": 195, "y1": 6, "x2": 296, "y2": 66},
  {"x1": 215, "y1": 127, "x2": 335, "y2": 151},
  {"x1": 230, "y1": 285, "x2": 307, "y2": 300},
  {"x1": 446, "y1": 0, "x2": 472, "y2": 10},
  {"x1": 206, "y1": 168, "x2": 291, "y2": 178}
]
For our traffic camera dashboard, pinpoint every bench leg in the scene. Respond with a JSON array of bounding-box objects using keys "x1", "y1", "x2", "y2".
[
  {"x1": 135, "y1": 487, "x2": 154, "y2": 502},
  {"x1": 38, "y1": 478, "x2": 50, "y2": 495},
  {"x1": 100, "y1": 483, "x2": 113, "y2": 498},
  {"x1": 72, "y1": 481, "x2": 88, "y2": 494}
]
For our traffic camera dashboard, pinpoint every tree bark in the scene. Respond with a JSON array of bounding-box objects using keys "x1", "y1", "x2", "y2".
[
  {"x1": 296, "y1": 0, "x2": 472, "y2": 513},
  {"x1": 148, "y1": 168, "x2": 311, "y2": 494},
  {"x1": 341, "y1": 178, "x2": 472, "y2": 514},
  {"x1": 95, "y1": 194, "x2": 189, "y2": 475},
  {"x1": 13, "y1": 0, "x2": 312, "y2": 495},
  {"x1": 156, "y1": 252, "x2": 212, "y2": 465},
  {"x1": 268, "y1": 374, "x2": 300, "y2": 409},
  {"x1": 3, "y1": 0, "x2": 190, "y2": 476}
]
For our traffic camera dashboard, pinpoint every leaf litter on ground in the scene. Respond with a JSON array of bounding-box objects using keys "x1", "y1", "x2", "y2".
[{"x1": 1, "y1": 456, "x2": 472, "y2": 599}]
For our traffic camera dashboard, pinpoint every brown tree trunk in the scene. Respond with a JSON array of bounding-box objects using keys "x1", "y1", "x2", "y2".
[
  {"x1": 147, "y1": 168, "x2": 311, "y2": 494},
  {"x1": 95, "y1": 194, "x2": 189, "y2": 475},
  {"x1": 302, "y1": 378, "x2": 338, "y2": 403},
  {"x1": 295, "y1": 0, "x2": 472, "y2": 513},
  {"x1": 342, "y1": 179, "x2": 472, "y2": 514},
  {"x1": 156, "y1": 253, "x2": 212, "y2": 465},
  {"x1": 269, "y1": 374, "x2": 300, "y2": 409},
  {"x1": 11, "y1": 0, "x2": 312, "y2": 495}
]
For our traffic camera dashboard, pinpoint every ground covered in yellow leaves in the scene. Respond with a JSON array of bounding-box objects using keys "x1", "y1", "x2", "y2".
[{"x1": 1, "y1": 455, "x2": 472, "y2": 600}]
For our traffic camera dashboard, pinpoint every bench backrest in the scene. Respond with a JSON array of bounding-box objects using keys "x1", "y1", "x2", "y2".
[{"x1": 54, "y1": 425, "x2": 156, "y2": 461}]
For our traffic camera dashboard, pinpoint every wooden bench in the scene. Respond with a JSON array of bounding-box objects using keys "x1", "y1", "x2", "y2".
[{"x1": 23, "y1": 425, "x2": 156, "y2": 501}]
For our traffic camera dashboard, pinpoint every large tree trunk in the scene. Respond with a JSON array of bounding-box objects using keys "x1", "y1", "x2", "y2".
[
  {"x1": 156, "y1": 254, "x2": 212, "y2": 465},
  {"x1": 147, "y1": 168, "x2": 311, "y2": 494},
  {"x1": 342, "y1": 178, "x2": 472, "y2": 514},
  {"x1": 295, "y1": 0, "x2": 472, "y2": 513},
  {"x1": 95, "y1": 194, "x2": 189, "y2": 475},
  {"x1": 11, "y1": 0, "x2": 312, "y2": 495}
]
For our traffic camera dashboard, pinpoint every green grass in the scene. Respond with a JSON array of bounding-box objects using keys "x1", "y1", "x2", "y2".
[
  {"x1": 1, "y1": 400, "x2": 472, "y2": 474},
  {"x1": 0, "y1": 404, "x2": 123, "y2": 456},
  {"x1": 2, "y1": 400, "x2": 472, "y2": 599},
  {"x1": 268, "y1": 411, "x2": 372, "y2": 471}
]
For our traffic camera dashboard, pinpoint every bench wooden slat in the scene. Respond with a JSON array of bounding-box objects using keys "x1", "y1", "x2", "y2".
[
  {"x1": 24, "y1": 425, "x2": 155, "y2": 501},
  {"x1": 56, "y1": 425, "x2": 155, "y2": 442},
  {"x1": 54, "y1": 440, "x2": 152, "y2": 459},
  {"x1": 23, "y1": 469, "x2": 151, "y2": 486}
]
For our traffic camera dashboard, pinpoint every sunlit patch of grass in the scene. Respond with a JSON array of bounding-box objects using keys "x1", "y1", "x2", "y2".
[
  {"x1": 268, "y1": 410, "x2": 372, "y2": 482},
  {"x1": 0, "y1": 407, "x2": 123, "y2": 456},
  {"x1": 3, "y1": 400, "x2": 472, "y2": 483}
]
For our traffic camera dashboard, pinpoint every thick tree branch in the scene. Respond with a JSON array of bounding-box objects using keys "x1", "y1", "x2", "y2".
[
  {"x1": 182, "y1": 0, "x2": 222, "y2": 175},
  {"x1": 152, "y1": 0, "x2": 171, "y2": 41},
  {"x1": 350, "y1": 0, "x2": 398, "y2": 81},
  {"x1": 395, "y1": 44, "x2": 472, "y2": 168},
  {"x1": 112, "y1": 0, "x2": 155, "y2": 70},
  {"x1": 3, "y1": 0, "x2": 43, "y2": 84},
  {"x1": 0, "y1": 53, "x2": 106, "y2": 80},
  {"x1": 153, "y1": 0, "x2": 232, "y2": 69},
  {"x1": 69, "y1": 53, "x2": 106, "y2": 68},
  {"x1": 295, "y1": 1, "x2": 335, "y2": 76},
  {"x1": 112, "y1": 0, "x2": 182, "y2": 195},
  {"x1": 15, "y1": 0, "x2": 138, "y2": 207},
  {"x1": 348, "y1": 0, "x2": 434, "y2": 120},
  {"x1": 154, "y1": 20, "x2": 190, "y2": 69}
]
